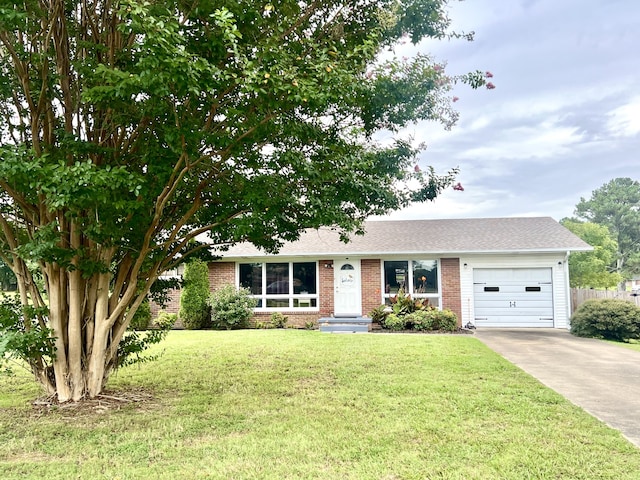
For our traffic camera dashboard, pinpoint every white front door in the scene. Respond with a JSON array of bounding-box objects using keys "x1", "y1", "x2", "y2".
[{"x1": 333, "y1": 259, "x2": 362, "y2": 317}]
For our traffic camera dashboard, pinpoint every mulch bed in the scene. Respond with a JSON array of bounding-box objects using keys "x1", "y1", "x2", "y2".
[{"x1": 372, "y1": 327, "x2": 476, "y2": 334}]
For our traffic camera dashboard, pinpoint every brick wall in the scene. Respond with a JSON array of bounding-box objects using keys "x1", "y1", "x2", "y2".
[
  {"x1": 150, "y1": 288, "x2": 181, "y2": 316},
  {"x1": 318, "y1": 260, "x2": 334, "y2": 317},
  {"x1": 440, "y1": 258, "x2": 462, "y2": 326},
  {"x1": 361, "y1": 259, "x2": 382, "y2": 316},
  {"x1": 205, "y1": 260, "x2": 331, "y2": 328},
  {"x1": 154, "y1": 257, "x2": 464, "y2": 328},
  {"x1": 209, "y1": 262, "x2": 235, "y2": 291}
]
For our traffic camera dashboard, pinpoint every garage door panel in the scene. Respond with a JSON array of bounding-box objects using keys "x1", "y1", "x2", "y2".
[
  {"x1": 476, "y1": 306, "x2": 553, "y2": 316},
  {"x1": 473, "y1": 285, "x2": 552, "y2": 293},
  {"x1": 473, "y1": 268, "x2": 554, "y2": 328},
  {"x1": 474, "y1": 268, "x2": 552, "y2": 283},
  {"x1": 474, "y1": 317, "x2": 554, "y2": 327}
]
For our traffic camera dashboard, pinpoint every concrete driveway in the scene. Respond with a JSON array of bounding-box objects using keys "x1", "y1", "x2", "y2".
[{"x1": 474, "y1": 328, "x2": 640, "y2": 448}]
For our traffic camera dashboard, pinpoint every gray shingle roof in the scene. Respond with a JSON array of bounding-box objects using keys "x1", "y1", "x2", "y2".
[{"x1": 218, "y1": 217, "x2": 592, "y2": 258}]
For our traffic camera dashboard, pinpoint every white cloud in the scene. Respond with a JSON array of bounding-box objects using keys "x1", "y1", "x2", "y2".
[
  {"x1": 607, "y1": 97, "x2": 640, "y2": 137},
  {"x1": 378, "y1": 0, "x2": 640, "y2": 222}
]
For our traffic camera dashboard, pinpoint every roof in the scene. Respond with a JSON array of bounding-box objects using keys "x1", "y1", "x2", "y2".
[{"x1": 218, "y1": 217, "x2": 593, "y2": 259}]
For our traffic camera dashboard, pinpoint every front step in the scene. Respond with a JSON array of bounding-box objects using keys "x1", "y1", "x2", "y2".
[{"x1": 319, "y1": 317, "x2": 372, "y2": 333}]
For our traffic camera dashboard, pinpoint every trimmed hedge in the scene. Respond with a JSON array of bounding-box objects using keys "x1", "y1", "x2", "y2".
[{"x1": 570, "y1": 299, "x2": 640, "y2": 341}]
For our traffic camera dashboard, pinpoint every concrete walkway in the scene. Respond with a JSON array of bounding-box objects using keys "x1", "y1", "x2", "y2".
[{"x1": 474, "y1": 328, "x2": 640, "y2": 448}]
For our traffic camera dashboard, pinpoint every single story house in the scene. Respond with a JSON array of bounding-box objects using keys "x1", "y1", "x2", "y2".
[{"x1": 200, "y1": 217, "x2": 592, "y2": 329}]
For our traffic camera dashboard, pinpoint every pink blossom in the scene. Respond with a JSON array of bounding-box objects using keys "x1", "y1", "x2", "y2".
[
  {"x1": 453, "y1": 182, "x2": 464, "y2": 191},
  {"x1": 414, "y1": 165, "x2": 421, "y2": 173},
  {"x1": 486, "y1": 82, "x2": 496, "y2": 90},
  {"x1": 434, "y1": 65, "x2": 442, "y2": 72},
  {"x1": 452, "y1": 96, "x2": 459, "y2": 103},
  {"x1": 485, "y1": 71, "x2": 494, "y2": 78}
]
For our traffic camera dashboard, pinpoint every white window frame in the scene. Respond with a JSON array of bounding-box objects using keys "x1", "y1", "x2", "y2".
[
  {"x1": 381, "y1": 259, "x2": 442, "y2": 309},
  {"x1": 237, "y1": 261, "x2": 319, "y2": 311}
]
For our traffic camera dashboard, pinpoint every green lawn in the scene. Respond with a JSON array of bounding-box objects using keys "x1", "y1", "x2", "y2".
[
  {"x1": 1, "y1": 330, "x2": 639, "y2": 479},
  {"x1": 604, "y1": 338, "x2": 640, "y2": 352}
]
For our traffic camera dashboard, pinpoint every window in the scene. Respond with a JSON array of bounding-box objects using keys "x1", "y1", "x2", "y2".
[
  {"x1": 383, "y1": 260, "x2": 440, "y2": 308},
  {"x1": 239, "y1": 262, "x2": 318, "y2": 310}
]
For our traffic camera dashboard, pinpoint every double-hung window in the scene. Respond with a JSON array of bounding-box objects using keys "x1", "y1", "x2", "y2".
[
  {"x1": 383, "y1": 260, "x2": 440, "y2": 308},
  {"x1": 239, "y1": 262, "x2": 318, "y2": 310}
]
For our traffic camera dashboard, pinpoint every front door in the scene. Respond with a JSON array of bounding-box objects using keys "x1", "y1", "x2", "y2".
[{"x1": 333, "y1": 259, "x2": 362, "y2": 317}]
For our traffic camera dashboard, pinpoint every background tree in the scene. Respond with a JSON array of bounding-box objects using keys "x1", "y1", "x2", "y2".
[
  {"x1": 0, "y1": 259, "x2": 16, "y2": 291},
  {"x1": 0, "y1": 0, "x2": 489, "y2": 401},
  {"x1": 574, "y1": 178, "x2": 640, "y2": 280},
  {"x1": 560, "y1": 220, "x2": 622, "y2": 289}
]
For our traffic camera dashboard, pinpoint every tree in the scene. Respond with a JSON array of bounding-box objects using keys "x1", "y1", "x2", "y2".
[
  {"x1": 574, "y1": 178, "x2": 640, "y2": 279},
  {"x1": 0, "y1": 259, "x2": 16, "y2": 291},
  {"x1": 0, "y1": 0, "x2": 489, "y2": 401},
  {"x1": 560, "y1": 220, "x2": 622, "y2": 288},
  {"x1": 179, "y1": 259, "x2": 211, "y2": 329}
]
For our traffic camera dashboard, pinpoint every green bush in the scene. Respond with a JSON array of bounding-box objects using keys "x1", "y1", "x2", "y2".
[
  {"x1": 180, "y1": 259, "x2": 211, "y2": 329},
  {"x1": 270, "y1": 312, "x2": 288, "y2": 328},
  {"x1": 431, "y1": 309, "x2": 458, "y2": 331},
  {"x1": 407, "y1": 309, "x2": 434, "y2": 331},
  {"x1": 405, "y1": 308, "x2": 457, "y2": 331},
  {"x1": 369, "y1": 305, "x2": 389, "y2": 328},
  {"x1": 571, "y1": 299, "x2": 640, "y2": 341},
  {"x1": 129, "y1": 298, "x2": 152, "y2": 331},
  {"x1": 384, "y1": 313, "x2": 407, "y2": 331},
  {"x1": 153, "y1": 311, "x2": 177, "y2": 330},
  {"x1": 210, "y1": 284, "x2": 257, "y2": 330}
]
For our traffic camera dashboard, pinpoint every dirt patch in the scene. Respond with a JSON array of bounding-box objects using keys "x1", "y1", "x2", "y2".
[{"x1": 32, "y1": 387, "x2": 158, "y2": 417}]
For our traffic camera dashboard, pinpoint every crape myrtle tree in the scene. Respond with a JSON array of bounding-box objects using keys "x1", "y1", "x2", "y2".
[{"x1": 0, "y1": 0, "x2": 489, "y2": 401}]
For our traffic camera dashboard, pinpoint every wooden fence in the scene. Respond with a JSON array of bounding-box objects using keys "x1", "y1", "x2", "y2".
[{"x1": 571, "y1": 288, "x2": 640, "y2": 312}]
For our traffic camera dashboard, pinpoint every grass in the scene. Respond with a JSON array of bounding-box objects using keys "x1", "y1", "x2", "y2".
[
  {"x1": 604, "y1": 338, "x2": 640, "y2": 352},
  {"x1": 1, "y1": 330, "x2": 639, "y2": 479}
]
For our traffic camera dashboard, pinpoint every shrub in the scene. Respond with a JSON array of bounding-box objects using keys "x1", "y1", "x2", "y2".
[
  {"x1": 431, "y1": 309, "x2": 458, "y2": 331},
  {"x1": 129, "y1": 298, "x2": 152, "y2": 331},
  {"x1": 384, "y1": 313, "x2": 407, "y2": 331},
  {"x1": 154, "y1": 311, "x2": 177, "y2": 330},
  {"x1": 369, "y1": 305, "x2": 389, "y2": 328},
  {"x1": 270, "y1": 312, "x2": 288, "y2": 328},
  {"x1": 407, "y1": 309, "x2": 435, "y2": 331},
  {"x1": 210, "y1": 284, "x2": 257, "y2": 330},
  {"x1": 405, "y1": 308, "x2": 457, "y2": 331},
  {"x1": 180, "y1": 259, "x2": 211, "y2": 329},
  {"x1": 571, "y1": 299, "x2": 640, "y2": 341}
]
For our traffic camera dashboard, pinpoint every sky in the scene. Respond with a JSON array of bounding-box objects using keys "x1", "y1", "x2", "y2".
[{"x1": 379, "y1": 0, "x2": 640, "y2": 222}]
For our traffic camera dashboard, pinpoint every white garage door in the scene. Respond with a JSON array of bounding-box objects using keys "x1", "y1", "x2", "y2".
[{"x1": 473, "y1": 268, "x2": 554, "y2": 327}]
